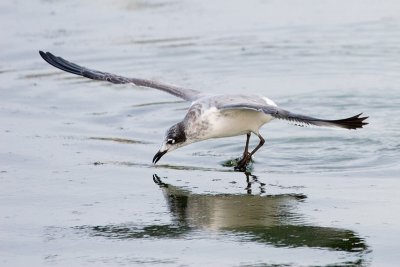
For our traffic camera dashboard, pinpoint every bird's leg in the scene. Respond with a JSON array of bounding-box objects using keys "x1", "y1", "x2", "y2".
[
  {"x1": 236, "y1": 134, "x2": 266, "y2": 171},
  {"x1": 249, "y1": 134, "x2": 265, "y2": 158},
  {"x1": 236, "y1": 133, "x2": 252, "y2": 170},
  {"x1": 240, "y1": 133, "x2": 251, "y2": 161},
  {"x1": 242, "y1": 132, "x2": 251, "y2": 157}
]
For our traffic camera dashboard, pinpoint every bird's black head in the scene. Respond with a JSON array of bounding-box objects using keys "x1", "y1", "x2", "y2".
[{"x1": 153, "y1": 122, "x2": 187, "y2": 164}]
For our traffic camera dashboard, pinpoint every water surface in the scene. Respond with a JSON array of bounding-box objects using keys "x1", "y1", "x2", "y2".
[{"x1": 1, "y1": 0, "x2": 400, "y2": 266}]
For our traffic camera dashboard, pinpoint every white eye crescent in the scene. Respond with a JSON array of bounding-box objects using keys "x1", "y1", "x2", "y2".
[{"x1": 167, "y1": 138, "x2": 175, "y2": 144}]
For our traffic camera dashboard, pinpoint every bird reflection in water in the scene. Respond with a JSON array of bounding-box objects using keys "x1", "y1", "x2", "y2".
[
  {"x1": 79, "y1": 173, "x2": 369, "y2": 265},
  {"x1": 152, "y1": 173, "x2": 307, "y2": 230},
  {"x1": 243, "y1": 171, "x2": 266, "y2": 194}
]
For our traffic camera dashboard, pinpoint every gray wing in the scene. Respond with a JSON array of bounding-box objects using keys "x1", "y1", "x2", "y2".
[
  {"x1": 39, "y1": 51, "x2": 201, "y2": 101},
  {"x1": 220, "y1": 103, "x2": 368, "y2": 130}
]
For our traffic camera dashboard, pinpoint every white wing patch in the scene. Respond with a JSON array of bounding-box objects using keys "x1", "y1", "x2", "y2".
[{"x1": 263, "y1": 97, "x2": 277, "y2": 107}]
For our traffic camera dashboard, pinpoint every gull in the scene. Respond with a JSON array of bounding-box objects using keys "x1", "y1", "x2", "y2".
[{"x1": 39, "y1": 51, "x2": 368, "y2": 170}]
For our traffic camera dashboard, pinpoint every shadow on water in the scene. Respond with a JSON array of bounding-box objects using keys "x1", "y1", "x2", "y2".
[{"x1": 76, "y1": 173, "x2": 369, "y2": 266}]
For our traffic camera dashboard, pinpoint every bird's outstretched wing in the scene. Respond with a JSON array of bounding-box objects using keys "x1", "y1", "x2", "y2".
[
  {"x1": 39, "y1": 51, "x2": 202, "y2": 101},
  {"x1": 220, "y1": 103, "x2": 368, "y2": 130}
]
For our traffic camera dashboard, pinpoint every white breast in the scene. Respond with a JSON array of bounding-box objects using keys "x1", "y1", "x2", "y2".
[
  {"x1": 199, "y1": 107, "x2": 274, "y2": 139},
  {"x1": 185, "y1": 94, "x2": 278, "y2": 141}
]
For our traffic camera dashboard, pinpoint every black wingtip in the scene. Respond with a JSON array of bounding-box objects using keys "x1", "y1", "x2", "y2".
[
  {"x1": 331, "y1": 113, "x2": 369, "y2": 130},
  {"x1": 38, "y1": 50, "x2": 84, "y2": 76},
  {"x1": 39, "y1": 51, "x2": 51, "y2": 65}
]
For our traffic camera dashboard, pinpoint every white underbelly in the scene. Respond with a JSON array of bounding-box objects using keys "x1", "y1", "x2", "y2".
[{"x1": 203, "y1": 108, "x2": 274, "y2": 139}]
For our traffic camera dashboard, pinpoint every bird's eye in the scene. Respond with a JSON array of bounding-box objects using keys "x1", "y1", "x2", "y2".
[{"x1": 167, "y1": 138, "x2": 175, "y2": 144}]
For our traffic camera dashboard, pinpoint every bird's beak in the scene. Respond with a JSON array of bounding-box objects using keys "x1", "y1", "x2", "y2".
[{"x1": 153, "y1": 150, "x2": 167, "y2": 164}]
